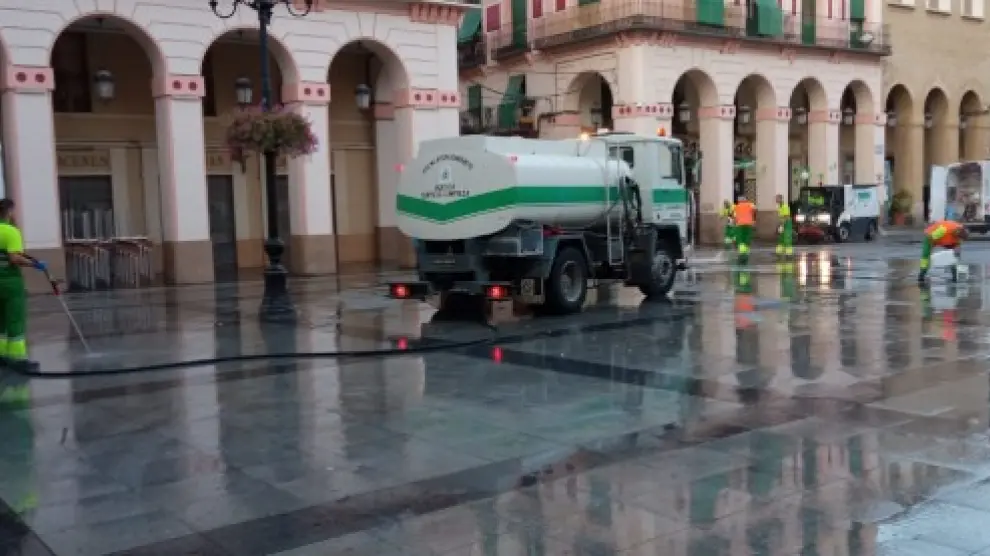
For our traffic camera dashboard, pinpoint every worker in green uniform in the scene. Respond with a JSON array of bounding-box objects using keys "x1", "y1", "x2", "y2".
[
  {"x1": 775, "y1": 194, "x2": 793, "y2": 258},
  {"x1": 720, "y1": 199, "x2": 735, "y2": 248},
  {"x1": 0, "y1": 199, "x2": 46, "y2": 371}
]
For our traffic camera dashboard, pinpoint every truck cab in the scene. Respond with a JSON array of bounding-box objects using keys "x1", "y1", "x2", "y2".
[{"x1": 794, "y1": 184, "x2": 879, "y2": 242}]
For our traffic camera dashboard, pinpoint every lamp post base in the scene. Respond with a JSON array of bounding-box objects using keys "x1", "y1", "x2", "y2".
[{"x1": 259, "y1": 238, "x2": 296, "y2": 323}]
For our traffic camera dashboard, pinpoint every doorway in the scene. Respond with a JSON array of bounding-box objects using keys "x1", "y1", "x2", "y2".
[
  {"x1": 59, "y1": 176, "x2": 114, "y2": 239},
  {"x1": 207, "y1": 175, "x2": 238, "y2": 282},
  {"x1": 275, "y1": 175, "x2": 291, "y2": 272}
]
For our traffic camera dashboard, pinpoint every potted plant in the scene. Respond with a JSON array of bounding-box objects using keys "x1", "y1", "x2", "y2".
[
  {"x1": 891, "y1": 189, "x2": 913, "y2": 225},
  {"x1": 225, "y1": 105, "x2": 318, "y2": 165}
]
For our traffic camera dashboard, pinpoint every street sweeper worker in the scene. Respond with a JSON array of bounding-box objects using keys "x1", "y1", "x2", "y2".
[
  {"x1": 919, "y1": 219, "x2": 968, "y2": 283},
  {"x1": 719, "y1": 199, "x2": 735, "y2": 247},
  {"x1": 775, "y1": 194, "x2": 794, "y2": 258},
  {"x1": 733, "y1": 196, "x2": 756, "y2": 256},
  {"x1": 0, "y1": 198, "x2": 46, "y2": 369}
]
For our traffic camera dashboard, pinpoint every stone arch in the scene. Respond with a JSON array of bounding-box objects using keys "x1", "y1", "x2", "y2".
[
  {"x1": 924, "y1": 87, "x2": 951, "y2": 121},
  {"x1": 562, "y1": 71, "x2": 614, "y2": 128},
  {"x1": 732, "y1": 74, "x2": 777, "y2": 109},
  {"x1": 327, "y1": 39, "x2": 409, "y2": 104},
  {"x1": 959, "y1": 90, "x2": 985, "y2": 160},
  {"x1": 884, "y1": 84, "x2": 913, "y2": 119},
  {"x1": 200, "y1": 27, "x2": 300, "y2": 85},
  {"x1": 672, "y1": 68, "x2": 719, "y2": 108},
  {"x1": 841, "y1": 80, "x2": 875, "y2": 115},
  {"x1": 48, "y1": 12, "x2": 167, "y2": 77},
  {"x1": 787, "y1": 78, "x2": 827, "y2": 112},
  {"x1": 960, "y1": 89, "x2": 983, "y2": 116}
]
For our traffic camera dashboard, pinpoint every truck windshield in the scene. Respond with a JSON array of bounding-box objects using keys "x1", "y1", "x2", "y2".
[
  {"x1": 659, "y1": 142, "x2": 681, "y2": 181},
  {"x1": 799, "y1": 189, "x2": 831, "y2": 210}
]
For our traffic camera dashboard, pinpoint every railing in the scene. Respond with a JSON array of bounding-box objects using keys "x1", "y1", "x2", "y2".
[
  {"x1": 490, "y1": 0, "x2": 890, "y2": 58},
  {"x1": 458, "y1": 38, "x2": 487, "y2": 70},
  {"x1": 61, "y1": 209, "x2": 154, "y2": 292}
]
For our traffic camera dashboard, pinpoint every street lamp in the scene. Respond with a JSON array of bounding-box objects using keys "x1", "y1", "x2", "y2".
[
  {"x1": 209, "y1": 0, "x2": 313, "y2": 322},
  {"x1": 737, "y1": 105, "x2": 752, "y2": 125},
  {"x1": 886, "y1": 110, "x2": 897, "y2": 128},
  {"x1": 842, "y1": 107, "x2": 855, "y2": 126},
  {"x1": 793, "y1": 107, "x2": 808, "y2": 125},
  {"x1": 960, "y1": 113, "x2": 969, "y2": 130},
  {"x1": 677, "y1": 102, "x2": 691, "y2": 123},
  {"x1": 924, "y1": 111, "x2": 934, "y2": 129},
  {"x1": 355, "y1": 84, "x2": 372, "y2": 110},
  {"x1": 93, "y1": 69, "x2": 115, "y2": 102},
  {"x1": 235, "y1": 76, "x2": 253, "y2": 106}
]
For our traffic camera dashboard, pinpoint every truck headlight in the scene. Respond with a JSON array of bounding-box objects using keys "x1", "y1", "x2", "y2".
[
  {"x1": 815, "y1": 214, "x2": 831, "y2": 224},
  {"x1": 795, "y1": 214, "x2": 806, "y2": 223}
]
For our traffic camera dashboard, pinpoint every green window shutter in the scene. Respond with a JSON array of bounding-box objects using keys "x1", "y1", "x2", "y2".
[
  {"x1": 457, "y1": 9, "x2": 482, "y2": 43},
  {"x1": 511, "y1": 0, "x2": 528, "y2": 48},
  {"x1": 850, "y1": 0, "x2": 866, "y2": 20},
  {"x1": 579, "y1": 0, "x2": 600, "y2": 4},
  {"x1": 697, "y1": 0, "x2": 725, "y2": 26},
  {"x1": 755, "y1": 1, "x2": 784, "y2": 36},
  {"x1": 498, "y1": 75, "x2": 525, "y2": 129},
  {"x1": 467, "y1": 85, "x2": 482, "y2": 111},
  {"x1": 801, "y1": 20, "x2": 816, "y2": 45}
]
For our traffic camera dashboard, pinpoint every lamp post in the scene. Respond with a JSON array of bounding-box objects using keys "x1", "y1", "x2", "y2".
[{"x1": 209, "y1": 0, "x2": 312, "y2": 321}]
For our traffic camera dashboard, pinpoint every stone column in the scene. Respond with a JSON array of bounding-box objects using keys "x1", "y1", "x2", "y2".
[
  {"x1": 153, "y1": 74, "x2": 212, "y2": 284},
  {"x1": 902, "y1": 122, "x2": 926, "y2": 220},
  {"x1": 932, "y1": 118, "x2": 959, "y2": 166},
  {"x1": 808, "y1": 109, "x2": 841, "y2": 185},
  {"x1": 374, "y1": 102, "x2": 406, "y2": 267},
  {"x1": 697, "y1": 105, "x2": 735, "y2": 244},
  {"x1": 962, "y1": 114, "x2": 990, "y2": 160},
  {"x1": 612, "y1": 103, "x2": 673, "y2": 137},
  {"x1": 283, "y1": 81, "x2": 334, "y2": 275},
  {"x1": 755, "y1": 107, "x2": 791, "y2": 240},
  {"x1": 0, "y1": 65, "x2": 63, "y2": 293},
  {"x1": 853, "y1": 112, "x2": 881, "y2": 185}
]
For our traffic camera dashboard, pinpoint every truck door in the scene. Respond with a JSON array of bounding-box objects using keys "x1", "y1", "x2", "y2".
[{"x1": 929, "y1": 165, "x2": 947, "y2": 223}]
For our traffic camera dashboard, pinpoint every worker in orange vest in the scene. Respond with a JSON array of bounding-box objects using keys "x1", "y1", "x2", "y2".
[
  {"x1": 919, "y1": 219, "x2": 968, "y2": 283},
  {"x1": 733, "y1": 196, "x2": 757, "y2": 258}
]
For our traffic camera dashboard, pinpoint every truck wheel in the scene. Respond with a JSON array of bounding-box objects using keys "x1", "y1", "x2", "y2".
[
  {"x1": 837, "y1": 223, "x2": 851, "y2": 243},
  {"x1": 638, "y1": 241, "x2": 677, "y2": 298},
  {"x1": 865, "y1": 220, "x2": 878, "y2": 241},
  {"x1": 545, "y1": 247, "x2": 588, "y2": 314}
]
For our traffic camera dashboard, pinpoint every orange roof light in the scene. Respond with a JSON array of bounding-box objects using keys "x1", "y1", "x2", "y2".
[{"x1": 656, "y1": 127, "x2": 666, "y2": 137}]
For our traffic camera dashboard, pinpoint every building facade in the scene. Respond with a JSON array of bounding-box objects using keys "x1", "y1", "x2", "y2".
[
  {"x1": 459, "y1": 0, "x2": 890, "y2": 241},
  {"x1": 0, "y1": 0, "x2": 465, "y2": 291},
  {"x1": 882, "y1": 0, "x2": 990, "y2": 221}
]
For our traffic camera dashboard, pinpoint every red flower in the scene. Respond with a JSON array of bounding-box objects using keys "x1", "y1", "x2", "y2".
[{"x1": 225, "y1": 105, "x2": 318, "y2": 163}]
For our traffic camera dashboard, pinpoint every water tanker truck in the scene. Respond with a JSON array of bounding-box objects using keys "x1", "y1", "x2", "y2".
[{"x1": 387, "y1": 132, "x2": 690, "y2": 315}]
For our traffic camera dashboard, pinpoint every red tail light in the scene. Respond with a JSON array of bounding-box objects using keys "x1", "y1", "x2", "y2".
[
  {"x1": 487, "y1": 285, "x2": 506, "y2": 299},
  {"x1": 396, "y1": 337, "x2": 409, "y2": 350},
  {"x1": 491, "y1": 346, "x2": 503, "y2": 363},
  {"x1": 543, "y1": 225, "x2": 563, "y2": 237},
  {"x1": 392, "y1": 284, "x2": 409, "y2": 298}
]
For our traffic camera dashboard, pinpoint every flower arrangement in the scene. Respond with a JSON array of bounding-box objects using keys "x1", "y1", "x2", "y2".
[{"x1": 225, "y1": 105, "x2": 318, "y2": 164}]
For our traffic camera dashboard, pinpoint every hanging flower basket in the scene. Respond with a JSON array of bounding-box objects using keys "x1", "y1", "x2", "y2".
[{"x1": 225, "y1": 105, "x2": 318, "y2": 164}]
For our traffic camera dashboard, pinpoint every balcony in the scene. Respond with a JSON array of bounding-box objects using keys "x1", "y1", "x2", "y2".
[
  {"x1": 489, "y1": 0, "x2": 890, "y2": 60},
  {"x1": 458, "y1": 39, "x2": 486, "y2": 71}
]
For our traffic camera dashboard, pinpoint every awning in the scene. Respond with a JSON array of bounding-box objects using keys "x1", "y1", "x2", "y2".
[
  {"x1": 457, "y1": 8, "x2": 482, "y2": 43},
  {"x1": 497, "y1": 75, "x2": 525, "y2": 129}
]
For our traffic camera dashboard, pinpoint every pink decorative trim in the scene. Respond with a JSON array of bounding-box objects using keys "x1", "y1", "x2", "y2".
[
  {"x1": 755, "y1": 107, "x2": 791, "y2": 121},
  {"x1": 551, "y1": 113, "x2": 581, "y2": 126},
  {"x1": 373, "y1": 103, "x2": 395, "y2": 120},
  {"x1": 698, "y1": 105, "x2": 736, "y2": 120},
  {"x1": 437, "y1": 90, "x2": 459, "y2": 108},
  {"x1": 408, "y1": 2, "x2": 464, "y2": 25},
  {"x1": 854, "y1": 112, "x2": 884, "y2": 126},
  {"x1": 808, "y1": 110, "x2": 842, "y2": 124},
  {"x1": 283, "y1": 81, "x2": 330, "y2": 104},
  {"x1": 1, "y1": 66, "x2": 54, "y2": 92},
  {"x1": 612, "y1": 103, "x2": 674, "y2": 119},
  {"x1": 153, "y1": 74, "x2": 205, "y2": 99},
  {"x1": 395, "y1": 88, "x2": 439, "y2": 109}
]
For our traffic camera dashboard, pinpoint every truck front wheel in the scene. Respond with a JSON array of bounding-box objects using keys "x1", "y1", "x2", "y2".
[
  {"x1": 545, "y1": 247, "x2": 588, "y2": 314},
  {"x1": 638, "y1": 241, "x2": 677, "y2": 298}
]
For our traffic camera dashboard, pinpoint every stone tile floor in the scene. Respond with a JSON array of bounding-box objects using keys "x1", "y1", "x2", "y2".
[{"x1": 4, "y1": 243, "x2": 990, "y2": 554}]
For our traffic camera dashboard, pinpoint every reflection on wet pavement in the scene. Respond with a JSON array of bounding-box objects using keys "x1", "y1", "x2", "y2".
[{"x1": 5, "y1": 246, "x2": 990, "y2": 554}]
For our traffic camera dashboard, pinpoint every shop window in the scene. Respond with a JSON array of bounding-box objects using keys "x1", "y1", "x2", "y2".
[{"x1": 52, "y1": 32, "x2": 92, "y2": 113}]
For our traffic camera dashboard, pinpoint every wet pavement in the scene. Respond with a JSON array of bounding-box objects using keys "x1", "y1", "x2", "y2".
[{"x1": 5, "y1": 239, "x2": 990, "y2": 554}]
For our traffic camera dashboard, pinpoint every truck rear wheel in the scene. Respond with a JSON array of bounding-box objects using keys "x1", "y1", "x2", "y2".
[
  {"x1": 545, "y1": 247, "x2": 588, "y2": 314},
  {"x1": 638, "y1": 241, "x2": 677, "y2": 298}
]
